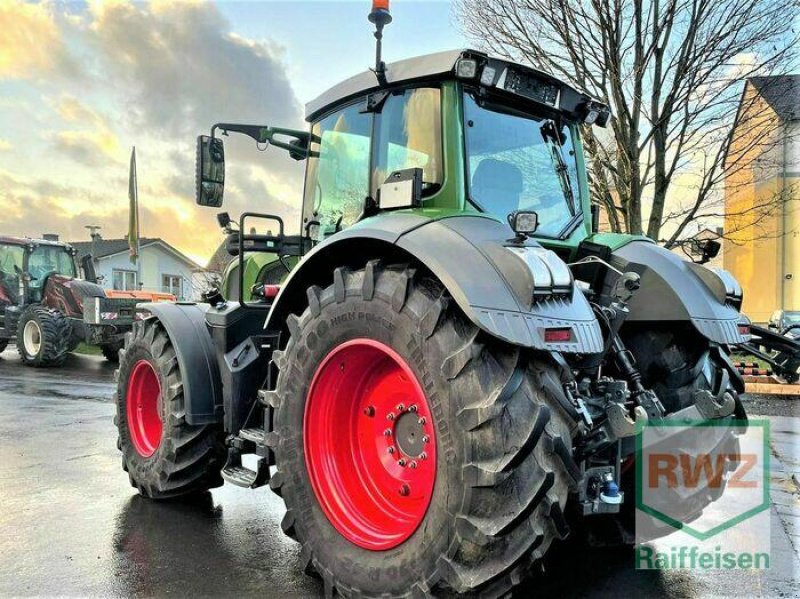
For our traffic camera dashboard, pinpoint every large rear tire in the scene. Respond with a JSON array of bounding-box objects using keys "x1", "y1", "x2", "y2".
[
  {"x1": 270, "y1": 263, "x2": 581, "y2": 597},
  {"x1": 115, "y1": 318, "x2": 226, "y2": 499},
  {"x1": 16, "y1": 305, "x2": 70, "y2": 367}
]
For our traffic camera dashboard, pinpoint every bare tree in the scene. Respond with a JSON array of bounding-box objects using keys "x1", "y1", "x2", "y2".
[{"x1": 455, "y1": 0, "x2": 798, "y2": 246}]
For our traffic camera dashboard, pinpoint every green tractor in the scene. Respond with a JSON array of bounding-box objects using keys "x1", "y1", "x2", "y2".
[{"x1": 115, "y1": 4, "x2": 749, "y2": 596}]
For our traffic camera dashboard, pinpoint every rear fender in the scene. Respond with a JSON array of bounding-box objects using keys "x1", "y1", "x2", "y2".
[
  {"x1": 137, "y1": 302, "x2": 223, "y2": 425},
  {"x1": 610, "y1": 241, "x2": 746, "y2": 345},
  {"x1": 267, "y1": 214, "x2": 603, "y2": 354}
]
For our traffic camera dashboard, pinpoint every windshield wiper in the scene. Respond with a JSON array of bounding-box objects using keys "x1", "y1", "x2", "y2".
[{"x1": 541, "y1": 121, "x2": 577, "y2": 217}]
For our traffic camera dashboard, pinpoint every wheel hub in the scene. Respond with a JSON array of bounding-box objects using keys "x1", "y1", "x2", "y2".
[
  {"x1": 393, "y1": 410, "x2": 427, "y2": 458},
  {"x1": 304, "y1": 339, "x2": 437, "y2": 551}
]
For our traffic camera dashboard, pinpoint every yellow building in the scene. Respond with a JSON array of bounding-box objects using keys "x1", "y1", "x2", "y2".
[{"x1": 723, "y1": 75, "x2": 799, "y2": 323}]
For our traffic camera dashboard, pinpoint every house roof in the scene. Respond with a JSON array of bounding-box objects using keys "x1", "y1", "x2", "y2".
[
  {"x1": 748, "y1": 75, "x2": 799, "y2": 121},
  {"x1": 70, "y1": 237, "x2": 201, "y2": 270}
]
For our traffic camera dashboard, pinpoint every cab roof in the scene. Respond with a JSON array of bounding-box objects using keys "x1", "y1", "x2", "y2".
[
  {"x1": 0, "y1": 235, "x2": 72, "y2": 249},
  {"x1": 305, "y1": 49, "x2": 608, "y2": 124}
]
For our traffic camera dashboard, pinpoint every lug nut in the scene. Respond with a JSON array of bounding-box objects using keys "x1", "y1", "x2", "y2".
[
  {"x1": 409, "y1": 405, "x2": 418, "y2": 413},
  {"x1": 398, "y1": 458, "x2": 407, "y2": 467},
  {"x1": 399, "y1": 484, "x2": 410, "y2": 497},
  {"x1": 419, "y1": 452, "x2": 428, "y2": 460},
  {"x1": 387, "y1": 447, "x2": 395, "y2": 454},
  {"x1": 387, "y1": 413, "x2": 395, "y2": 421},
  {"x1": 383, "y1": 429, "x2": 392, "y2": 437},
  {"x1": 396, "y1": 403, "x2": 405, "y2": 412},
  {"x1": 363, "y1": 406, "x2": 375, "y2": 417},
  {"x1": 422, "y1": 435, "x2": 430, "y2": 444},
  {"x1": 418, "y1": 417, "x2": 427, "y2": 425},
  {"x1": 409, "y1": 461, "x2": 418, "y2": 469}
]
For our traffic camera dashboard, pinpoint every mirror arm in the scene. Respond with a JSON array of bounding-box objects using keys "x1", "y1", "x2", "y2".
[{"x1": 211, "y1": 123, "x2": 316, "y2": 159}]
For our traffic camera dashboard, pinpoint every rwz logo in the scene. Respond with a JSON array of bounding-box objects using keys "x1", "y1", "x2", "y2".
[{"x1": 636, "y1": 420, "x2": 770, "y2": 541}]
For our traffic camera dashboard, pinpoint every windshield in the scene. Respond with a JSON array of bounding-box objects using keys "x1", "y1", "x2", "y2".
[
  {"x1": 463, "y1": 92, "x2": 583, "y2": 238},
  {"x1": 784, "y1": 312, "x2": 800, "y2": 325},
  {"x1": 27, "y1": 245, "x2": 76, "y2": 287}
]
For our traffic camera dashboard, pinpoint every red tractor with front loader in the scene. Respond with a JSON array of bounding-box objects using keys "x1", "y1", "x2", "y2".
[
  {"x1": 0, "y1": 235, "x2": 173, "y2": 366},
  {"x1": 114, "y1": 3, "x2": 750, "y2": 596}
]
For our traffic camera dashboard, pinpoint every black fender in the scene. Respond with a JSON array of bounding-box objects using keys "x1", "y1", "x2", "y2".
[
  {"x1": 267, "y1": 214, "x2": 604, "y2": 354},
  {"x1": 610, "y1": 241, "x2": 746, "y2": 345},
  {"x1": 137, "y1": 302, "x2": 223, "y2": 425}
]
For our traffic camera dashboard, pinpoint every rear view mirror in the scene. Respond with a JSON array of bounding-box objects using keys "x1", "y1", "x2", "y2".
[
  {"x1": 80, "y1": 255, "x2": 97, "y2": 283},
  {"x1": 196, "y1": 135, "x2": 225, "y2": 207}
]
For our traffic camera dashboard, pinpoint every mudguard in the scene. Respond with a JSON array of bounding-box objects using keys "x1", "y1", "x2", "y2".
[
  {"x1": 138, "y1": 302, "x2": 223, "y2": 425},
  {"x1": 610, "y1": 241, "x2": 747, "y2": 345},
  {"x1": 267, "y1": 214, "x2": 604, "y2": 354}
]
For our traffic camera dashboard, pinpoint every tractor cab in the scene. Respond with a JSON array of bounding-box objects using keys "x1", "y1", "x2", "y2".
[
  {"x1": 196, "y1": 49, "x2": 611, "y2": 299},
  {"x1": 0, "y1": 237, "x2": 77, "y2": 307}
]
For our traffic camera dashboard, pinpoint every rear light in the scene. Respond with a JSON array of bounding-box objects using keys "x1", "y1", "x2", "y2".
[
  {"x1": 264, "y1": 285, "x2": 280, "y2": 299},
  {"x1": 544, "y1": 328, "x2": 572, "y2": 343},
  {"x1": 372, "y1": 0, "x2": 389, "y2": 9},
  {"x1": 738, "y1": 324, "x2": 750, "y2": 335}
]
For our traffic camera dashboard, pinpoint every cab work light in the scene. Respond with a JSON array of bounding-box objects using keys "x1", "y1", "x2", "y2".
[{"x1": 456, "y1": 57, "x2": 479, "y2": 79}]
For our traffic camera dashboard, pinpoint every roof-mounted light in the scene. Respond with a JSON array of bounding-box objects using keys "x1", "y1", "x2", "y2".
[{"x1": 455, "y1": 57, "x2": 479, "y2": 79}]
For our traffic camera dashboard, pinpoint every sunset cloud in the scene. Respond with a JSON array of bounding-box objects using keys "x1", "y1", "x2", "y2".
[
  {"x1": 0, "y1": 0, "x2": 305, "y2": 263},
  {"x1": 0, "y1": 2, "x2": 77, "y2": 80}
]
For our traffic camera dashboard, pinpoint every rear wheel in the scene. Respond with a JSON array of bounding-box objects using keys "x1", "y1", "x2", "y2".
[
  {"x1": 115, "y1": 319, "x2": 226, "y2": 499},
  {"x1": 271, "y1": 263, "x2": 580, "y2": 597},
  {"x1": 17, "y1": 305, "x2": 70, "y2": 367}
]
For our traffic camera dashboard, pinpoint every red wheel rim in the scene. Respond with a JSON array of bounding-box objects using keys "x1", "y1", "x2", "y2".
[
  {"x1": 304, "y1": 339, "x2": 437, "y2": 551},
  {"x1": 126, "y1": 359, "x2": 163, "y2": 457}
]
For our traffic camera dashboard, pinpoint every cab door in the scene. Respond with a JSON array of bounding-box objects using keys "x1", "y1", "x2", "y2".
[{"x1": 0, "y1": 243, "x2": 24, "y2": 332}]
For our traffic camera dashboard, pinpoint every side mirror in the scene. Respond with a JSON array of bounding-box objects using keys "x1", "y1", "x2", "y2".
[
  {"x1": 377, "y1": 168, "x2": 422, "y2": 210},
  {"x1": 80, "y1": 255, "x2": 97, "y2": 283},
  {"x1": 696, "y1": 239, "x2": 721, "y2": 265},
  {"x1": 196, "y1": 135, "x2": 225, "y2": 207}
]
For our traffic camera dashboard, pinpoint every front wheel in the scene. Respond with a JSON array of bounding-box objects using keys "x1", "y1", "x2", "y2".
[
  {"x1": 270, "y1": 264, "x2": 581, "y2": 597},
  {"x1": 115, "y1": 319, "x2": 226, "y2": 499},
  {"x1": 16, "y1": 305, "x2": 70, "y2": 367}
]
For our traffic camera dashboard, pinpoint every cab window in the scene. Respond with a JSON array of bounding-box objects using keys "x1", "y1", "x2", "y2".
[
  {"x1": 303, "y1": 103, "x2": 371, "y2": 238},
  {"x1": 27, "y1": 246, "x2": 76, "y2": 287},
  {"x1": 372, "y1": 87, "x2": 443, "y2": 193}
]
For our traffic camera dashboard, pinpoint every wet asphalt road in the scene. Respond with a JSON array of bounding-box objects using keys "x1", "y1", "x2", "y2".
[{"x1": 0, "y1": 349, "x2": 798, "y2": 598}]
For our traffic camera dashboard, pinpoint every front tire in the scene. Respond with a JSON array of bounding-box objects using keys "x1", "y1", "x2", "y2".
[
  {"x1": 271, "y1": 263, "x2": 581, "y2": 597},
  {"x1": 17, "y1": 305, "x2": 70, "y2": 367},
  {"x1": 115, "y1": 319, "x2": 226, "y2": 499}
]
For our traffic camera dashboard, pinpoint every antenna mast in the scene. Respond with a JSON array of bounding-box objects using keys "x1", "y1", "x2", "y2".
[{"x1": 368, "y1": 0, "x2": 392, "y2": 86}]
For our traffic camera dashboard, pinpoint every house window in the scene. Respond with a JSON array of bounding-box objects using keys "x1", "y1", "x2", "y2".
[
  {"x1": 162, "y1": 274, "x2": 182, "y2": 298},
  {"x1": 112, "y1": 269, "x2": 137, "y2": 291}
]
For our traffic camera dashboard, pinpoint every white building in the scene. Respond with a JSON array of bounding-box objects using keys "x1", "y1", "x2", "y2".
[{"x1": 70, "y1": 236, "x2": 203, "y2": 300}]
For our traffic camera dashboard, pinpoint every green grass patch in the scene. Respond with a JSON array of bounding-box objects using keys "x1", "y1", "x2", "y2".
[
  {"x1": 730, "y1": 352, "x2": 771, "y2": 371},
  {"x1": 73, "y1": 342, "x2": 103, "y2": 356}
]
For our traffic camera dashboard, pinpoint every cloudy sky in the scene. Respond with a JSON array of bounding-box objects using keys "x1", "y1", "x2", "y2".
[{"x1": 0, "y1": 0, "x2": 462, "y2": 265}]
